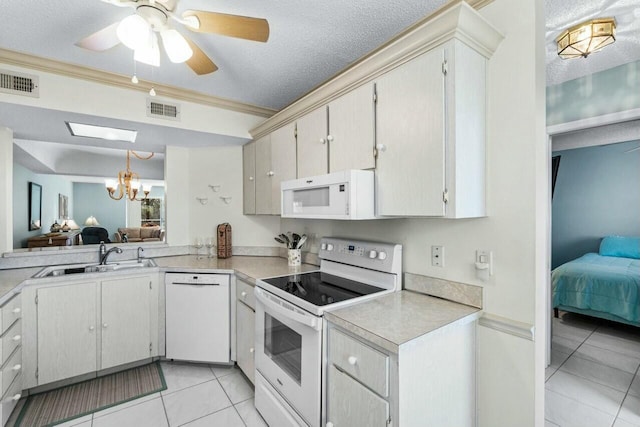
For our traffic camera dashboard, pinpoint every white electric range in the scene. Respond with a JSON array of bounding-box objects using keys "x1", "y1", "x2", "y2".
[{"x1": 254, "y1": 237, "x2": 402, "y2": 427}]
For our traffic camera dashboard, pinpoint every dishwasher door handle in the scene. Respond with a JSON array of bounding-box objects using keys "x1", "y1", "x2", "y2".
[{"x1": 170, "y1": 282, "x2": 220, "y2": 286}]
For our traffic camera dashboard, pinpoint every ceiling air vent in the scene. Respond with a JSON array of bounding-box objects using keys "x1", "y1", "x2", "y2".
[
  {"x1": 0, "y1": 69, "x2": 39, "y2": 98},
  {"x1": 146, "y1": 98, "x2": 180, "y2": 121}
]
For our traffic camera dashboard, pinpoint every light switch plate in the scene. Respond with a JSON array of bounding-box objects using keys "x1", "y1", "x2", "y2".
[{"x1": 431, "y1": 245, "x2": 444, "y2": 267}]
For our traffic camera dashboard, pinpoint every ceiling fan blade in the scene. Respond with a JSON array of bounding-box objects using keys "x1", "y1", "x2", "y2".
[
  {"x1": 76, "y1": 22, "x2": 121, "y2": 51},
  {"x1": 184, "y1": 37, "x2": 218, "y2": 75},
  {"x1": 182, "y1": 10, "x2": 269, "y2": 42}
]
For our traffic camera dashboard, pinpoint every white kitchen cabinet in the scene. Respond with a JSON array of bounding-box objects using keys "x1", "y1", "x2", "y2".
[
  {"x1": 295, "y1": 83, "x2": 375, "y2": 179},
  {"x1": 36, "y1": 281, "x2": 98, "y2": 385},
  {"x1": 254, "y1": 134, "x2": 272, "y2": 215},
  {"x1": 235, "y1": 279, "x2": 255, "y2": 384},
  {"x1": 23, "y1": 273, "x2": 159, "y2": 389},
  {"x1": 375, "y1": 39, "x2": 487, "y2": 218},
  {"x1": 254, "y1": 125, "x2": 297, "y2": 215},
  {"x1": 325, "y1": 317, "x2": 476, "y2": 427},
  {"x1": 101, "y1": 276, "x2": 155, "y2": 370},
  {"x1": 328, "y1": 83, "x2": 376, "y2": 173},
  {"x1": 296, "y1": 106, "x2": 328, "y2": 178},
  {"x1": 0, "y1": 294, "x2": 22, "y2": 426},
  {"x1": 243, "y1": 141, "x2": 256, "y2": 215}
]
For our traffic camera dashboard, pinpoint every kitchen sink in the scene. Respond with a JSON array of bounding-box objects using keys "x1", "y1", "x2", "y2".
[{"x1": 33, "y1": 258, "x2": 158, "y2": 278}]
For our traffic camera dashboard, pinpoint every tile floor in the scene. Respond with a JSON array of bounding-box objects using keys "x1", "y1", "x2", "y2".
[
  {"x1": 546, "y1": 312, "x2": 640, "y2": 427},
  {"x1": 10, "y1": 362, "x2": 267, "y2": 427}
]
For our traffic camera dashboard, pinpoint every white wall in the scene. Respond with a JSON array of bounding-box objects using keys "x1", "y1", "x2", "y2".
[
  {"x1": 0, "y1": 128, "x2": 13, "y2": 253},
  {"x1": 186, "y1": 145, "x2": 280, "y2": 247}
]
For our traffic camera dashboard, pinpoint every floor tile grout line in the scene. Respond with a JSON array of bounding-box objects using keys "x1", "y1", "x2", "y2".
[
  {"x1": 161, "y1": 377, "x2": 217, "y2": 397},
  {"x1": 173, "y1": 403, "x2": 237, "y2": 427},
  {"x1": 159, "y1": 392, "x2": 171, "y2": 427},
  {"x1": 546, "y1": 387, "x2": 617, "y2": 420},
  {"x1": 232, "y1": 404, "x2": 249, "y2": 427},
  {"x1": 611, "y1": 363, "x2": 640, "y2": 426}
]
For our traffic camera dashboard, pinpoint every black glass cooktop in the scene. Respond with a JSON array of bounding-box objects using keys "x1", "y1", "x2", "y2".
[{"x1": 261, "y1": 271, "x2": 384, "y2": 306}]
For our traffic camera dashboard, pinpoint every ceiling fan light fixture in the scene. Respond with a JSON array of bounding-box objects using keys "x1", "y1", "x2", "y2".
[
  {"x1": 161, "y1": 29, "x2": 193, "y2": 63},
  {"x1": 134, "y1": 32, "x2": 160, "y2": 66},
  {"x1": 556, "y1": 18, "x2": 616, "y2": 59},
  {"x1": 117, "y1": 14, "x2": 152, "y2": 50}
]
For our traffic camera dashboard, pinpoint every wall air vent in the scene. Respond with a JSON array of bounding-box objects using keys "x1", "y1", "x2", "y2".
[
  {"x1": 0, "y1": 69, "x2": 39, "y2": 98},
  {"x1": 146, "y1": 98, "x2": 180, "y2": 121}
]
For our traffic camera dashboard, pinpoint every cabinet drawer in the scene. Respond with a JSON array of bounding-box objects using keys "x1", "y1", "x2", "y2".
[
  {"x1": 328, "y1": 328, "x2": 388, "y2": 397},
  {"x1": 0, "y1": 320, "x2": 21, "y2": 366},
  {"x1": 236, "y1": 280, "x2": 256, "y2": 310},
  {"x1": 0, "y1": 373, "x2": 22, "y2": 427},
  {"x1": 0, "y1": 348, "x2": 21, "y2": 397},
  {"x1": 0, "y1": 295, "x2": 21, "y2": 334}
]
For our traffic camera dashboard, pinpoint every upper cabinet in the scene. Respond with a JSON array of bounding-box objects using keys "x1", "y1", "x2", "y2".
[
  {"x1": 253, "y1": 124, "x2": 297, "y2": 215},
  {"x1": 296, "y1": 83, "x2": 376, "y2": 179},
  {"x1": 328, "y1": 83, "x2": 376, "y2": 173},
  {"x1": 243, "y1": 141, "x2": 256, "y2": 215},
  {"x1": 296, "y1": 107, "x2": 328, "y2": 178},
  {"x1": 376, "y1": 40, "x2": 487, "y2": 218}
]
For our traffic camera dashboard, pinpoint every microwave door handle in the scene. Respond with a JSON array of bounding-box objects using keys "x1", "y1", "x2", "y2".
[{"x1": 255, "y1": 288, "x2": 321, "y2": 331}]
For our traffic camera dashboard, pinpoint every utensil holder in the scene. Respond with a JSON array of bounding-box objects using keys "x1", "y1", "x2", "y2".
[{"x1": 288, "y1": 249, "x2": 301, "y2": 267}]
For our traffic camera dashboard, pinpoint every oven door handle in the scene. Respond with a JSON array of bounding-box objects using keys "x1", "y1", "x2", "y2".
[{"x1": 255, "y1": 288, "x2": 321, "y2": 331}]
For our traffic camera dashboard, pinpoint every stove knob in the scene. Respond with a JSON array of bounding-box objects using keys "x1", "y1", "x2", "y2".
[
  {"x1": 378, "y1": 251, "x2": 387, "y2": 260},
  {"x1": 321, "y1": 243, "x2": 327, "y2": 250},
  {"x1": 368, "y1": 250, "x2": 378, "y2": 259},
  {"x1": 326, "y1": 243, "x2": 334, "y2": 251}
]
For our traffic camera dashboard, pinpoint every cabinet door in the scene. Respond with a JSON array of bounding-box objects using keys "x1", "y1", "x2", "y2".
[
  {"x1": 270, "y1": 123, "x2": 297, "y2": 215},
  {"x1": 243, "y1": 141, "x2": 256, "y2": 215},
  {"x1": 236, "y1": 300, "x2": 255, "y2": 384},
  {"x1": 101, "y1": 276, "x2": 152, "y2": 369},
  {"x1": 254, "y1": 135, "x2": 272, "y2": 215},
  {"x1": 296, "y1": 106, "x2": 328, "y2": 178},
  {"x1": 329, "y1": 83, "x2": 375, "y2": 172},
  {"x1": 37, "y1": 282, "x2": 98, "y2": 385},
  {"x1": 327, "y1": 365, "x2": 389, "y2": 427},
  {"x1": 375, "y1": 49, "x2": 446, "y2": 216}
]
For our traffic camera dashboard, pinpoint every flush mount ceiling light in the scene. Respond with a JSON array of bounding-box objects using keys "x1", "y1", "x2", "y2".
[
  {"x1": 556, "y1": 18, "x2": 616, "y2": 59},
  {"x1": 66, "y1": 122, "x2": 138, "y2": 143},
  {"x1": 106, "y1": 150, "x2": 154, "y2": 201}
]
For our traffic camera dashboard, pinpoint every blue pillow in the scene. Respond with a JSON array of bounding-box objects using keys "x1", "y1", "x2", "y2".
[{"x1": 599, "y1": 236, "x2": 640, "y2": 259}]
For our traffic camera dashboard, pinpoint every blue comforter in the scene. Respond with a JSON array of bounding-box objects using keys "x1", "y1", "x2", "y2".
[{"x1": 552, "y1": 253, "x2": 640, "y2": 324}]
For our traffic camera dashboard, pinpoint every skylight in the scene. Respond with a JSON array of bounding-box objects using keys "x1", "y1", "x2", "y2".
[{"x1": 66, "y1": 122, "x2": 137, "y2": 143}]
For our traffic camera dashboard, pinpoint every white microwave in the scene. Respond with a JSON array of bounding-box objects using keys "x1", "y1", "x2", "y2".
[{"x1": 281, "y1": 170, "x2": 376, "y2": 220}]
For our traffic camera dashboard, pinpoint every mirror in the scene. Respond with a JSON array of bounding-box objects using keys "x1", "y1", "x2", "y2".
[{"x1": 28, "y1": 182, "x2": 42, "y2": 231}]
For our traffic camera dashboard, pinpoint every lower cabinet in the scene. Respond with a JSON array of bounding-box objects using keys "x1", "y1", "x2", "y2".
[
  {"x1": 0, "y1": 294, "x2": 22, "y2": 426},
  {"x1": 235, "y1": 279, "x2": 256, "y2": 384},
  {"x1": 325, "y1": 318, "x2": 476, "y2": 427},
  {"x1": 23, "y1": 274, "x2": 159, "y2": 389}
]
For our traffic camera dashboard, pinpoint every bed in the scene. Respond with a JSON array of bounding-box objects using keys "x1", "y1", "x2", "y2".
[{"x1": 552, "y1": 236, "x2": 640, "y2": 327}]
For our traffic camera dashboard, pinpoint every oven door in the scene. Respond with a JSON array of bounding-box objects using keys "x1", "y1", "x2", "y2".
[{"x1": 255, "y1": 287, "x2": 322, "y2": 427}]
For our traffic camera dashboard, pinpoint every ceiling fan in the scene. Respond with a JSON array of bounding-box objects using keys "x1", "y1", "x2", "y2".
[{"x1": 76, "y1": 0, "x2": 270, "y2": 75}]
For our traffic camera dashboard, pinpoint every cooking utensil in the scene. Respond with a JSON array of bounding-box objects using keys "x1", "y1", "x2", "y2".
[
  {"x1": 274, "y1": 237, "x2": 286, "y2": 245},
  {"x1": 296, "y1": 235, "x2": 307, "y2": 249}
]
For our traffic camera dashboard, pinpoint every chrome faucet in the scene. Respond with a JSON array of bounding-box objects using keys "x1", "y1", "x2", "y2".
[
  {"x1": 137, "y1": 247, "x2": 144, "y2": 263},
  {"x1": 99, "y1": 244, "x2": 123, "y2": 265}
]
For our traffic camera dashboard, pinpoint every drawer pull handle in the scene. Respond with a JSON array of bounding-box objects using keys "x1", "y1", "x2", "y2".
[
  {"x1": 241, "y1": 291, "x2": 247, "y2": 298},
  {"x1": 348, "y1": 356, "x2": 357, "y2": 366},
  {"x1": 103, "y1": 323, "x2": 108, "y2": 328},
  {"x1": 12, "y1": 335, "x2": 21, "y2": 342},
  {"x1": 249, "y1": 348, "x2": 254, "y2": 354},
  {"x1": 89, "y1": 326, "x2": 95, "y2": 331},
  {"x1": 327, "y1": 423, "x2": 335, "y2": 427},
  {"x1": 11, "y1": 394, "x2": 21, "y2": 401},
  {"x1": 12, "y1": 364, "x2": 21, "y2": 372},
  {"x1": 12, "y1": 308, "x2": 21, "y2": 314}
]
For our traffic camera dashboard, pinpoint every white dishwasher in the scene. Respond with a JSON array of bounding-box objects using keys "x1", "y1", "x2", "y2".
[{"x1": 165, "y1": 272, "x2": 230, "y2": 363}]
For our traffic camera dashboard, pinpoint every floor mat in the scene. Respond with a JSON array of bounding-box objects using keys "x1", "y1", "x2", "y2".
[{"x1": 15, "y1": 362, "x2": 166, "y2": 426}]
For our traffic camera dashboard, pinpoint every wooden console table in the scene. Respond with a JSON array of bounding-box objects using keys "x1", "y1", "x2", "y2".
[{"x1": 27, "y1": 231, "x2": 81, "y2": 248}]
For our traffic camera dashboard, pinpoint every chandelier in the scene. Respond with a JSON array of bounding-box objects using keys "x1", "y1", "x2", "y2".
[
  {"x1": 556, "y1": 18, "x2": 616, "y2": 59},
  {"x1": 106, "y1": 150, "x2": 154, "y2": 201}
]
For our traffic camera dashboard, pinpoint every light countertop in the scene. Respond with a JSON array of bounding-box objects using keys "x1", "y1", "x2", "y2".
[
  {"x1": 325, "y1": 290, "x2": 481, "y2": 353},
  {"x1": 0, "y1": 255, "x2": 317, "y2": 303}
]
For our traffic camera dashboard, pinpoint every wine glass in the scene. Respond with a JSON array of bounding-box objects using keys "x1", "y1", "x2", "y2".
[
  {"x1": 205, "y1": 236, "x2": 214, "y2": 258},
  {"x1": 194, "y1": 237, "x2": 204, "y2": 259}
]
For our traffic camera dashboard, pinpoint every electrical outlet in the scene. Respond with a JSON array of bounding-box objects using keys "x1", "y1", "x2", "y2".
[
  {"x1": 475, "y1": 250, "x2": 493, "y2": 275},
  {"x1": 431, "y1": 245, "x2": 444, "y2": 267}
]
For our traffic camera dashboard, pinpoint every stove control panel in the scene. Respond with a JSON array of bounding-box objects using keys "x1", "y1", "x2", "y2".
[{"x1": 319, "y1": 237, "x2": 402, "y2": 275}]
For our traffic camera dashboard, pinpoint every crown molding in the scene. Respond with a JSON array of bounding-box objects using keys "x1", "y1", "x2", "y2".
[
  {"x1": 0, "y1": 48, "x2": 276, "y2": 118},
  {"x1": 249, "y1": 0, "x2": 499, "y2": 139}
]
